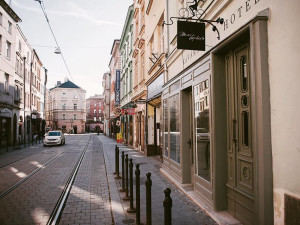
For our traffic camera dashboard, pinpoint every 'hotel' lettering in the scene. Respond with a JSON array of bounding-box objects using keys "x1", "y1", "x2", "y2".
[{"x1": 223, "y1": 0, "x2": 262, "y2": 31}]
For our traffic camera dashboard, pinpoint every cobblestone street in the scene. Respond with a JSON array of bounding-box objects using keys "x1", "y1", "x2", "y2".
[{"x1": 0, "y1": 134, "x2": 218, "y2": 225}]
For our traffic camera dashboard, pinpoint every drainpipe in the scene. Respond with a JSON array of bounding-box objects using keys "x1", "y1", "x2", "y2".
[{"x1": 23, "y1": 57, "x2": 26, "y2": 145}]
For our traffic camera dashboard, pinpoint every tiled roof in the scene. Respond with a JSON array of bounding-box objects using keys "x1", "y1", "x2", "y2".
[{"x1": 51, "y1": 80, "x2": 81, "y2": 90}]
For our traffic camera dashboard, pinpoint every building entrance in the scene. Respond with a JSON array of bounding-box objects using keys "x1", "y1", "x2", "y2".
[{"x1": 225, "y1": 44, "x2": 256, "y2": 224}]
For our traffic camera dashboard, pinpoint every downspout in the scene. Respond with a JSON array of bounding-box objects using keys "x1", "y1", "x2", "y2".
[
  {"x1": 165, "y1": 0, "x2": 170, "y2": 83},
  {"x1": 23, "y1": 57, "x2": 26, "y2": 145}
]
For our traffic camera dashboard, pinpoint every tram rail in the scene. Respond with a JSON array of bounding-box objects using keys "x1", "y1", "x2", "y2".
[{"x1": 0, "y1": 135, "x2": 88, "y2": 200}]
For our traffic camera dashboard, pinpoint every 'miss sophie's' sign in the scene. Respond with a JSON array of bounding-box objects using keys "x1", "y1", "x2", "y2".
[{"x1": 177, "y1": 21, "x2": 205, "y2": 51}]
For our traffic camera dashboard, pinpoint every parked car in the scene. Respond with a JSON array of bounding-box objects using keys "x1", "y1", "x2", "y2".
[{"x1": 44, "y1": 131, "x2": 65, "y2": 146}]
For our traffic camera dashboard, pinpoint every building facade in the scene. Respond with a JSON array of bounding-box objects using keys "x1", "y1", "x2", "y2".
[
  {"x1": 120, "y1": 5, "x2": 134, "y2": 146},
  {"x1": 0, "y1": 0, "x2": 21, "y2": 148},
  {"x1": 86, "y1": 94, "x2": 104, "y2": 133},
  {"x1": 144, "y1": 0, "x2": 165, "y2": 156},
  {"x1": 108, "y1": 40, "x2": 121, "y2": 138},
  {"x1": 47, "y1": 80, "x2": 86, "y2": 134},
  {"x1": 159, "y1": 0, "x2": 300, "y2": 224},
  {"x1": 102, "y1": 72, "x2": 110, "y2": 136},
  {"x1": 132, "y1": 0, "x2": 147, "y2": 152}
]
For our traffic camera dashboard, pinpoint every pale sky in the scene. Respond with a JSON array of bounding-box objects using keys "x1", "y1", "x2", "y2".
[{"x1": 8, "y1": 0, "x2": 132, "y2": 98}]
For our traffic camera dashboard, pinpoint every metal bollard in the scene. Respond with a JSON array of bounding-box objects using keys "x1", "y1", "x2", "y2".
[
  {"x1": 114, "y1": 145, "x2": 117, "y2": 174},
  {"x1": 123, "y1": 154, "x2": 130, "y2": 200},
  {"x1": 115, "y1": 147, "x2": 121, "y2": 179},
  {"x1": 145, "y1": 172, "x2": 152, "y2": 225},
  {"x1": 135, "y1": 164, "x2": 141, "y2": 224},
  {"x1": 163, "y1": 188, "x2": 172, "y2": 225},
  {"x1": 127, "y1": 158, "x2": 136, "y2": 213},
  {"x1": 120, "y1": 151, "x2": 125, "y2": 192}
]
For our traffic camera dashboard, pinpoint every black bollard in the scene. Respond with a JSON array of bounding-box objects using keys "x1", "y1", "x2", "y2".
[
  {"x1": 127, "y1": 158, "x2": 136, "y2": 213},
  {"x1": 114, "y1": 145, "x2": 117, "y2": 174},
  {"x1": 145, "y1": 172, "x2": 152, "y2": 225},
  {"x1": 163, "y1": 188, "x2": 172, "y2": 225},
  {"x1": 115, "y1": 147, "x2": 121, "y2": 179},
  {"x1": 120, "y1": 151, "x2": 125, "y2": 192},
  {"x1": 123, "y1": 154, "x2": 130, "y2": 200},
  {"x1": 135, "y1": 164, "x2": 141, "y2": 224}
]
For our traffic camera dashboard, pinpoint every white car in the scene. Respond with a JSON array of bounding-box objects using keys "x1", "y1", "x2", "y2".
[{"x1": 44, "y1": 131, "x2": 65, "y2": 146}]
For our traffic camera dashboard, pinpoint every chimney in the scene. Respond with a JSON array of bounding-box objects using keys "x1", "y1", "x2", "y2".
[{"x1": 57, "y1": 81, "x2": 61, "y2": 86}]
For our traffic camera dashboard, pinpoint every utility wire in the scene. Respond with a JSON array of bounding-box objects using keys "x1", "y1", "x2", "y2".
[
  {"x1": 35, "y1": 0, "x2": 73, "y2": 82},
  {"x1": 35, "y1": 0, "x2": 84, "y2": 101}
]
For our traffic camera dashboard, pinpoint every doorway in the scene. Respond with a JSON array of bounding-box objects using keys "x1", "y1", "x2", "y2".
[
  {"x1": 225, "y1": 44, "x2": 256, "y2": 224},
  {"x1": 181, "y1": 87, "x2": 194, "y2": 185}
]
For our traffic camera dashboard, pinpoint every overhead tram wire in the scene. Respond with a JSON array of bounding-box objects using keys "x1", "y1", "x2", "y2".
[{"x1": 35, "y1": 0, "x2": 83, "y2": 100}]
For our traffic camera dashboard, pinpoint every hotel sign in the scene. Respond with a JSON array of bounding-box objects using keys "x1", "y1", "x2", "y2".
[{"x1": 177, "y1": 21, "x2": 205, "y2": 51}]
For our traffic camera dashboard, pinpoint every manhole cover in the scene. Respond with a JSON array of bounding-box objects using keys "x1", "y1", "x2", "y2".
[{"x1": 122, "y1": 218, "x2": 135, "y2": 224}]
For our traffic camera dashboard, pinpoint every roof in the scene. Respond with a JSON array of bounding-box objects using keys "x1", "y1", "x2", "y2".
[
  {"x1": 50, "y1": 80, "x2": 81, "y2": 91},
  {"x1": 0, "y1": 0, "x2": 21, "y2": 22}
]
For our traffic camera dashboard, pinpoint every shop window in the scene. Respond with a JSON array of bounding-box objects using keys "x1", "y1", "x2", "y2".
[
  {"x1": 163, "y1": 99, "x2": 168, "y2": 157},
  {"x1": 169, "y1": 94, "x2": 180, "y2": 164},
  {"x1": 194, "y1": 79, "x2": 211, "y2": 182}
]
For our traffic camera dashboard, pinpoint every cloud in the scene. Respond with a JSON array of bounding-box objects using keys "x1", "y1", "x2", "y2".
[{"x1": 13, "y1": 0, "x2": 122, "y2": 26}]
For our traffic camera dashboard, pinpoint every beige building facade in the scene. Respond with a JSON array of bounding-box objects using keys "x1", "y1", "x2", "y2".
[
  {"x1": 132, "y1": 0, "x2": 147, "y2": 152},
  {"x1": 160, "y1": 0, "x2": 300, "y2": 224},
  {"x1": 47, "y1": 80, "x2": 86, "y2": 134}
]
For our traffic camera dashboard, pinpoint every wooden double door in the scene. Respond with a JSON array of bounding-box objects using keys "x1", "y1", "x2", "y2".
[{"x1": 225, "y1": 44, "x2": 256, "y2": 225}]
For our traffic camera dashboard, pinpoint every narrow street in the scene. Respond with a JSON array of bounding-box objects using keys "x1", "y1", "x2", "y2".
[{"x1": 0, "y1": 134, "x2": 217, "y2": 225}]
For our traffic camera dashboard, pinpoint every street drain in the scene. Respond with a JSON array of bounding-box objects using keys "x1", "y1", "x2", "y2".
[{"x1": 122, "y1": 219, "x2": 135, "y2": 224}]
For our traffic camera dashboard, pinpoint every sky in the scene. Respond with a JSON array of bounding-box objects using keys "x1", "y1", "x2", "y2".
[{"x1": 7, "y1": 0, "x2": 133, "y2": 98}]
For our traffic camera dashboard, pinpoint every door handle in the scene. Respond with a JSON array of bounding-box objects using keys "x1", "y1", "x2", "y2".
[
  {"x1": 232, "y1": 119, "x2": 237, "y2": 145},
  {"x1": 187, "y1": 139, "x2": 192, "y2": 148}
]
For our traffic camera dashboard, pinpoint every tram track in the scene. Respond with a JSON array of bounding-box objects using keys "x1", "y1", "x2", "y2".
[
  {"x1": 47, "y1": 136, "x2": 91, "y2": 225},
  {"x1": 0, "y1": 135, "x2": 78, "y2": 169},
  {"x1": 0, "y1": 135, "x2": 88, "y2": 200}
]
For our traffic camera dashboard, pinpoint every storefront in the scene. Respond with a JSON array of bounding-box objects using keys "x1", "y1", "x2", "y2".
[
  {"x1": 146, "y1": 73, "x2": 164, "y2": 156},
  {"x1": 161, "y1": 1, "x2": 278, "y2": 224},
  {"x1": 120, "y1": 106, "x2": 135, "y2": 146},
  {"x1": 0, "y1": 108, "x2": 12, "y2": 148}
]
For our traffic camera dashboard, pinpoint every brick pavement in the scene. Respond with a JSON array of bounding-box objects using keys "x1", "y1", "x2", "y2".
[
  {"x1": 99, "y1": 135, "x2": 217, "y2": 225},
  {"x1": 59, "y1": 136, "x2": 113, "y2": 225}
]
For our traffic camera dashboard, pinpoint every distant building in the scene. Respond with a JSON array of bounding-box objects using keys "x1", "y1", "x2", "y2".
[
  {"x1": 47, "y1": 80, "x2": 86, "y2": 134},
  {"x1": 102, "y1": 72, "x2": 110, "y2": 136},
  {"x1": 85, "y1": 94, "x2": 104, "y2": 132},
  {"x1": 120, "y1": 4, "x2": 134, "y2": 146},
  {"x1": 108, "y1": 40, "x2": 121, "y2": 138}
]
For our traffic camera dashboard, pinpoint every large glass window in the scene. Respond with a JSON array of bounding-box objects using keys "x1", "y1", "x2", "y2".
[
  {"x1": 169, "y1": 94, "x2": 180, "y2": 164},
  {"x1": 194, "y1": 79, "x2": 211, "y2": 182},
  {"x1": 163, "y1": 99, "x2": 168, "y2": 157}
]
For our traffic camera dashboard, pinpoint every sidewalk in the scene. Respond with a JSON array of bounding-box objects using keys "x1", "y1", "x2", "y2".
[{"x1": 99, "y1": 135, "x2": 217, "y2": 225}]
